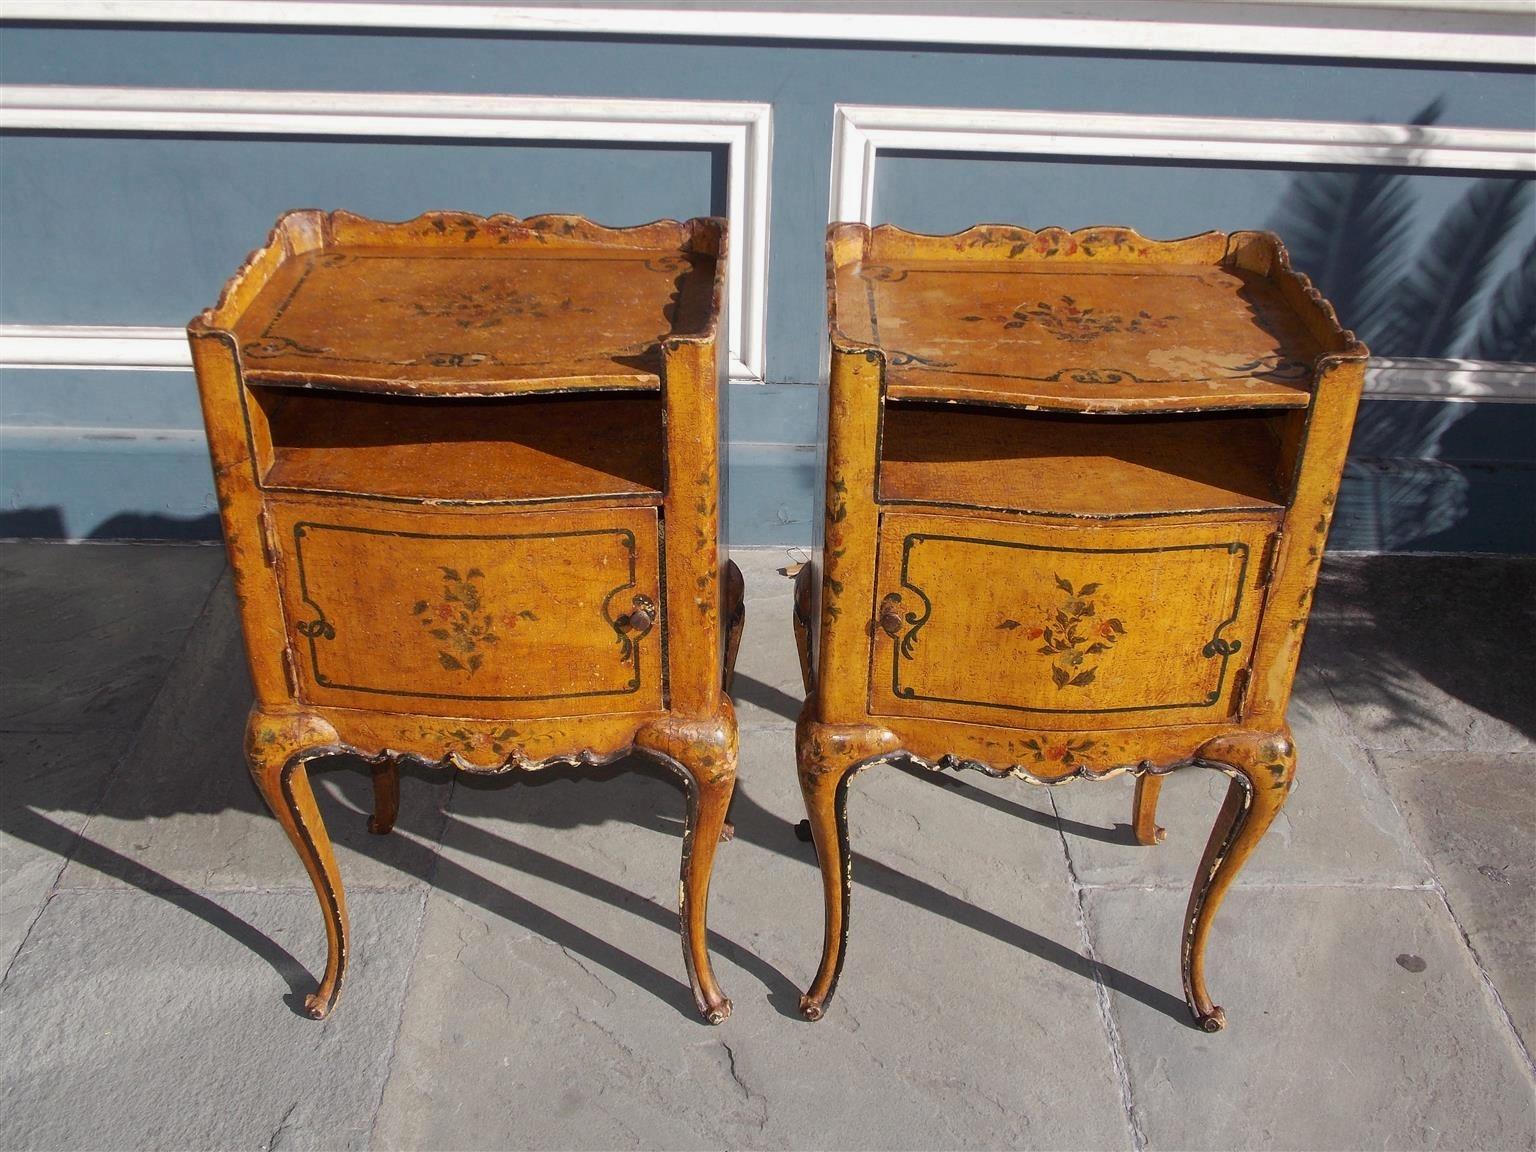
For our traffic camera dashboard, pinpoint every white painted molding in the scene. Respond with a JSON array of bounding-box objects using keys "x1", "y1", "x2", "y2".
[
  {"x1": 0, "y1": 85, "x2": 773, "y2": 382},
  {"x1": 2, "y1": 1, "x2": 1532, "y2": 65},
  {"x1": 827, "y1": 103, "x2": 1536, "y2": 402},
  {"x1": 0, "y1": 325, "x2": 191, "y2": 371},
  {"x1": 1364, "y1": 358, "x2": 1536, "y2": 403},
  {"x1": 5, "y1": 326, "x2": 1532, "y2": 405},
  {"x1": 830, "y1": 104, "x2": 1536, "y2": 223}
]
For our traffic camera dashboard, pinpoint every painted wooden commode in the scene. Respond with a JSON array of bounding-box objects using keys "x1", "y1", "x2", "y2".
[
  {"x1": 189, "y1": 211, "x2": 740, "y2": 1023},
  {"x1": 795, "y1": 223, "x2": 1368, "y2": 1030}
]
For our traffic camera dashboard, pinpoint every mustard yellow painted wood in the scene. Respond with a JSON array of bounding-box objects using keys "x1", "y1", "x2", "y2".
[
  {"x1": 798, "y1": 223, "x2": 1367, "y2": 1031},
  {"x1": 191, "y1": 211, "x2": 739, "y2": 1023}
]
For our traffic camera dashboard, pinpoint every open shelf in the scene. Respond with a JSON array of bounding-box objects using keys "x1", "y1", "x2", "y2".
[
  {"x1": 257, "y1": 388, "x2": 664, "y2": 504},
  {"x1": 878, "y1": 401, "x2": 1292, "y2": 518}
]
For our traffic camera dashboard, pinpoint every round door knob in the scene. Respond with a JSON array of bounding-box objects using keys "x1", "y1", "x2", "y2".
[
  {"x1": 877, "y1": 596, "x2": 904, "y2": 637},
  {"x1": 625, "y1": 603, "x2": 656, "y2": 632}
]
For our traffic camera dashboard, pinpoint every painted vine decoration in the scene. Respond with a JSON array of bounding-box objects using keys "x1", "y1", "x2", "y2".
[
  {"x1": 998, "y1": 574, "x2": 1126, "y2": 690},
  {"x1": 419, "y1": 723, "x2": 525, "y2": 760},
  {"x1": 1017, "y1": 735, "x2": 1099, "y2": 766},
  {"x1": 411, "y1": 566, "x2": 537, "y2": 677},
  {"x1": 694, "y1": 468, "x2": 719, "y2": 620},
  {"x1": 610, "y1": 594, "x2": 657, "y2": 666}
]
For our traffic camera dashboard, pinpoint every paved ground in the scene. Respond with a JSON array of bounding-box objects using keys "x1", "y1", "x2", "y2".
[{"x1": 0, "y1": 543, "x2": 1531, "y2": 1151}]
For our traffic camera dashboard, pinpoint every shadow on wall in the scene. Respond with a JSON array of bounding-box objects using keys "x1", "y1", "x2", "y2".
[{"x1": 1265, "y1": 98, "x2": 1536, "y2": 552}]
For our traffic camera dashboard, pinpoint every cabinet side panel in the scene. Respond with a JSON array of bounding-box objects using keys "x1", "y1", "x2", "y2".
[
  {"x1": 814, "y1": 347, "x2": 883, "y2": 722},
  {"x1": 661, "y1": 337, "x2": 724, "y2": 716},
  {"x1": 1248, "y1": 358, "x2": 1367, "y2": 722},
  {"x1": 188, "y1": 329, "x2": 293, "y2": 706}
]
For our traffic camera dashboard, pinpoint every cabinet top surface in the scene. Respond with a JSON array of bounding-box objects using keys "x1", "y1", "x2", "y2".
[
  {"x1": 829, "y1": 224, "x2": 1365, "y2": 413},
  {"x1": 195, "y1": 211, "x2": 723, "y2": 396}
]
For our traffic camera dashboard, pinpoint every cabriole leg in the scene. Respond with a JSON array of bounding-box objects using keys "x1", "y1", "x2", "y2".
[
  {"x1": 638, "y1": 711, "x2": 737, "y2": 1024},
  {"x1": 795, "y1": 718, "x2": 899, "y2": 1021},
  {"x1": 1131, "y1": 771, "x2": 1166, "y2": 846},
  {"x1": 1182, "y1": 729, "x2": 1296, "y2": 1032},
  {"x1": 247, "y1": 708, "x2": 348, "y2": 1020},
  {"x1": 367, "y1": 760, "x2": 400, "y2": 835}
]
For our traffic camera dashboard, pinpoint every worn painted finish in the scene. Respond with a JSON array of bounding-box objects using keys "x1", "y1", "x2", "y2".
[
  {"x1": 192, "y1": 210, "x2": 740, "y2": 1023},
  {"x1": 798, "y1": 222, "x2": 1367, "y2": 1029}
]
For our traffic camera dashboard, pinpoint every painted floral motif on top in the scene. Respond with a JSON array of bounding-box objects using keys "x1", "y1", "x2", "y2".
[
  {"x1": 412, "y1": 566, "x2": 537, "y2": 677},
  {"x1": 391, "y1": 286, "x2": 595, "y2": 330},
  {"x1": 998, "y1": 575, "x2": 1126, "y2": 690},
  {"x1": 962, "y1": 296, "x2": 1177, "y2": 344}
]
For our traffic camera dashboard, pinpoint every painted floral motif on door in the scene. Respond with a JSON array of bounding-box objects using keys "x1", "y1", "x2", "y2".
[
  {"x1": 412, "y1": 566, "x2": 537, "y2": 677},
  {"x1": 998, "y1": 574, "x2": 1127, "y2": 690}
]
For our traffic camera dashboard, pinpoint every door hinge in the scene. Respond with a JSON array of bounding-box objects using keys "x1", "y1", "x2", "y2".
[
  {"x1": 1257, "y1": 533, "x2": 1283, "y2": 586},
  {"x1": 1231, "y1": 666, "x2": 1252, "y2": 717},
  {"x1": 258, "y1": 508, "x2": 279, "y2": 568},
  {"x1": 281, "y1": 644, "x2": 299, "y2": 697}
]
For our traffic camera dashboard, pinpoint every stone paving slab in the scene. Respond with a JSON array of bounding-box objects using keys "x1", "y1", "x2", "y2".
[
  {"x1": 728, "y1": 549, "x2": 807, "y2": 731},
  {"x1": 373, "y1": 725, "x2": 1131, "y2": 1150},
  {"x1": 1086, "y1": 885, "x2": 1536, "y2": 1152},
  {"x1": 0, "y1": 729, "x2": 131, "y2": 964},
  {"x1": 3, "y1": 543, "x2": 1533, "y2": 1152},
  {"x1": 1373, "y1": 749, "x2": 1536, "y2": 1054},
  {"x1": 60, "y1": 575, "x2": 451, "y2": 894},
  {"x1": 1306, "y1": 556, "x2": 1536, "y2": 755},
  {"x1": 0, "y1": 543, "x2": 224, "y2": 733},
  {"x1": 0, "y1": 888, "x2": 424, "y2": 1152},
  {"x1": 1052, "y1": 668, "x2": 1432, "y2": 888}
]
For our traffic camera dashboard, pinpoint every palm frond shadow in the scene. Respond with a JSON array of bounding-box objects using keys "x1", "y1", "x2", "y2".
[
  {"x1": 1266, "y1": 99, "x2": 1442, "y2": 350},
  {"x1": 1472, "y1": 236, "x2": 1536, "y2": 362},
  {"x1": 1268, "y1": 99, "x2": 1534, "y2": 550}
]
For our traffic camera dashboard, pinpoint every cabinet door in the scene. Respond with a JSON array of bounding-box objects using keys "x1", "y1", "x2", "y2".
[
  {"x1": 269, "y1": 500, "x2": 664, "y2": 719},
  {"x1": 869, "y1": 512, "x2": 1272, "y2": 730}
]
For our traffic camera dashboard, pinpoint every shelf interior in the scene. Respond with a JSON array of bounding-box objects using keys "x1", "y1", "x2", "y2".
[
  {"x1": 879, "y1": 401, "x2": 1294, "y2": 517},
  {"x1": 257, "y1": 387, "x2": 664, "y2": 504}
]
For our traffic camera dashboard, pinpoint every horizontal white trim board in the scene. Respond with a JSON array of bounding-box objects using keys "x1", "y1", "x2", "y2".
[
  {"x1": 1365, "y1": 359, "x2": 1536, "y2": 403},
  {"x1": 4, "y1": 326, "x2": 1533, "y2": 404},
  {"x1": 1, "y1": 1, "x2": 1532, "y2": 64},
  {"x1": 831, "y1": 104, "x2": 1536, "y2": 223},
  {"x1": 0, "y1": 84, "x2": 774, "y2": 383},
  {"x1": 0, "y1": 325, "x2": 189, "y2": 372}
]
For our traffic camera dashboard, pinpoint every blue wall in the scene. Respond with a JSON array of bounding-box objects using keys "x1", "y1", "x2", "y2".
[{"x1": 1, "y1": 21, "x2": 1532, "y2": 548}]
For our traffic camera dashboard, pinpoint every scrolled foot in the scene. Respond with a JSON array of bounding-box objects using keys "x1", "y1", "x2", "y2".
[
  {"x1": 1196, "y1": 1006, "x2": 1228, "y2": 1033},
  {"x1": 798, "y1": 994, "x2": 826, "y2": 1022},
  {"x1": 701, "y1": 995, "x2": 733, "y2": 1026}
]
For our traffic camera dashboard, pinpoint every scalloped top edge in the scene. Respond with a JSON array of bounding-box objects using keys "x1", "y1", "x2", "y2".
[
  {"x1": 826, "y1": 221, "x2": 1367, "y2": 360},
  {"x1": 193, "y1": 210, "x2": 725, "y2": 333}
]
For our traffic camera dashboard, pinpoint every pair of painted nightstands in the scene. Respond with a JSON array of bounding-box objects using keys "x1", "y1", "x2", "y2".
[{"x1": 191, "y1": 212, "x2": 1365, "y2": 1032}]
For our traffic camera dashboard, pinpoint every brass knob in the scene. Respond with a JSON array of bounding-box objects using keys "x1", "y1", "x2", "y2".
[
  {"x1": 617, "y1": 599, "x2": 654, "y2": 635},
  {"x1": 877, "y1": 595, "x2": 904, "y2": 638}
]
